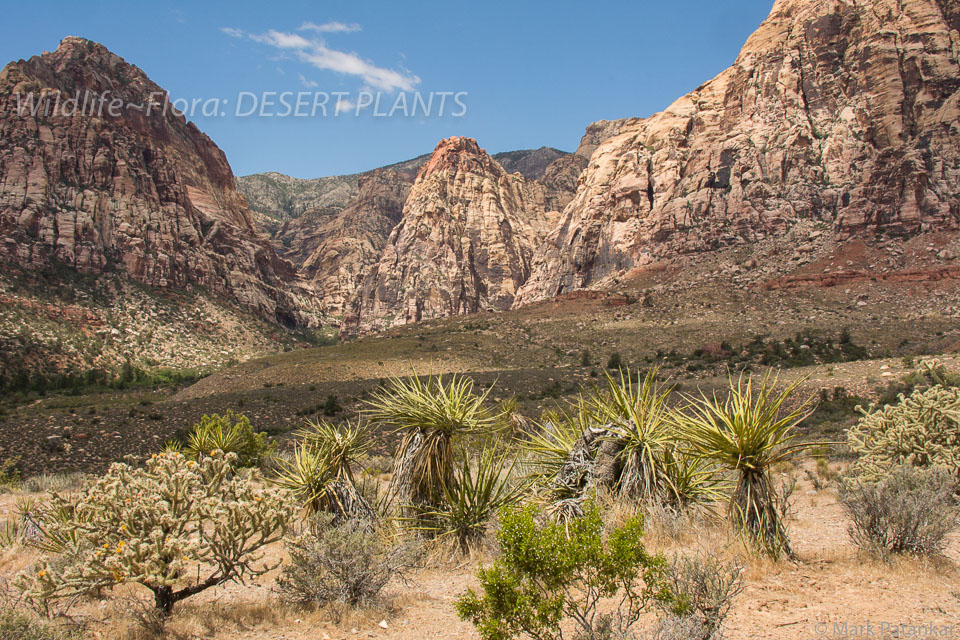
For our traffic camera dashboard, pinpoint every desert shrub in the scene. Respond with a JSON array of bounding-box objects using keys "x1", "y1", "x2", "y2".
[
  {"x1": 875, "y1": 358, "x2": 960, "y2": 407},
  {"x1": 368, "y1": 374, "x2": 497, "y2": 514},
  {"x1": 647, "y1": 615, "x2": 715, "y2": 640},
  {"x1": 272, "y1": 419, "x2": 375, "y2": 520},
  {"x1": 456, "y1": 503, "x2": 674, "y2": 640},
  {"x1": 20, "y1": 451, "x2": 293, "y2": 614},
  {"x1": 675, "y1": 374, "x2": 816, "y2": 559},
  {"x1": 606, "y1": 352, "x2": 623, "y2": 370},
  {"x1": 277, "y1": 514, "x2": 414, "y2": 609},
  {"x1": 182, "y1": 411, "x2": 275, "y2": 467},
  {"x1": 20, "y1": 473, "x2": 88, "y2": 495},
  {"x1": 848, "y1": 384, "x2": 960, "y2": 480},
  {"x1": 657, "y1": 552, "x2": 744, "y2": 640},
  {"x1": 0, "y1": 456, "x2": 21, "y2": 490},
  {"x1": 0, "y1": 607, "x2": 78, "y2": 640},
  {"x1": 838, "y1": 466, "x2": 958, "y2": 556},
  {"x1": 408, "y1": 444, "x2": 526, "y2": 550}
]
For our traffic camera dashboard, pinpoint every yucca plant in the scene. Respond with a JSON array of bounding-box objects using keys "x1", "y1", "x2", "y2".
[
  {"x1": 183, "y1": 411, "x2": 275, "y2": 467},
  {"x1": 591, "y1": 367, "x2": 678, "y2": 502},
  {"x1": 273, "y1": 420, "x2": 375, "y2": 521},
  {"x1": 296, "y1": 418, "x2": 373, "y2": 485},
  {"x1": 675, "y1": 374, "x2": 816, "y2": 558},
  {"x1": 660, "y1": 444, "x2": 726, "y2": 511},
  {"x1": 519, "y1": 400, "x2": 593, "y2": 490},
  {"x1": 368, "y1": 374, "x2": 497, "y2": 513},
  {"x1": 407, "y1": 444, "x2": 526, "y2": 550}
]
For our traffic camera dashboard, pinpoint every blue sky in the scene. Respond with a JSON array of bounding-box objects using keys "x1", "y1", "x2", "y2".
[{"x1": 2, "y1": 1, "x2": 774, "y2": 179}]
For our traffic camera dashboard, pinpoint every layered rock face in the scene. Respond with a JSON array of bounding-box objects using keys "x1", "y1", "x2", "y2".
[
  {"x1": 0, "y1": 37, "x2": 321, "y2": 326},
  {"x1": 516, "y1": 0, "x2": 960, "y2": 305},
  {"x1": 343, "y1": 137, "x2": 562, "y2": 333},
  {"x1": 291, "y1": 169, "x2": 416, "y2": 315}
]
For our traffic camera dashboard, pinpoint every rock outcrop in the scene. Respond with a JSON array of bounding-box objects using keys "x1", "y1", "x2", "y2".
[
  {"x1": 343, "y1": 137, "x2": 562, "y2": 333},
  {"x1": 291, "y1": 169, "x2": 416, "y2": 315},
  {"x1": 515, "y1": 0, "x2": 960, "y2": 305},
  {"x1": 0, "y1": 37, "x2": 321, "y2": 326}
]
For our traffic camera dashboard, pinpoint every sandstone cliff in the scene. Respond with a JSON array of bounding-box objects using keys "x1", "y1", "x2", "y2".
[
  {"x1": 0, "y1": 37, "x2": 321, "y2": 327},
  {"x1": 515, "y1": 0, "x2": 960, "y2": 305},
  {"x1": 343, "y1": 137, "x2": 563, "y2": 333}
]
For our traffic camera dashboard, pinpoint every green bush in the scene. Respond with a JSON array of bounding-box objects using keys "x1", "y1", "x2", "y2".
[
  {"x1": 848, "y1": 384, "x2": 960, "y2": 480},
  {"x1": 182, "y1": 411, "x2": 276, "y2": 467},
  {"x1": 0, "y1": 456, "x2": 21, "y2": 490},
  {"x1": 20, "y1": 451, "x2": 293, "y2": 614},
  {"x1": 838, "y1": 466, "x2": 958, "y2": 556},
  {"x1": 456, "y1": 503, "x2": 673, "y2": 640},
  {"x1": 606, "y1": 352, "x2": 623, "y2": 370}
]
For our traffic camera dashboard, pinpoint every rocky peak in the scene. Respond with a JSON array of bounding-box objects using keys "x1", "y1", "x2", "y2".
[
  {"x1": 0, "y1": 38, "x2": 321, "y2": 327},
  {"x1": 342, "y1": 135, "x2": 557, "y2": 334},
  {"x1": 418, "y1": 136, "x2": 503, "y2": 179}
]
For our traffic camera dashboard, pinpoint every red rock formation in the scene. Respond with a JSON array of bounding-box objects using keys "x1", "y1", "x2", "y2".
[
  {"x1": 342, "y1": 137, "x2": 559, "y2": 334},
  {"x1": 0, "y1": 37, "x2": 321, "y2": 327},
  {"x1": 515, "y1": 0, "x2": 960, "y2": 306}
]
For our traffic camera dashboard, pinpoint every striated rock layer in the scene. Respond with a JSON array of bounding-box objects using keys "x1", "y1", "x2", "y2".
[
  {"x1": 516, "y1": 0, "x2": 960, "y2": 305},
  {"x1": 0, "y1": 37, "x2": 321, "y2": 327},
  {"x1": 342, "y1": 137, "x2": 573, "y2": 334}
]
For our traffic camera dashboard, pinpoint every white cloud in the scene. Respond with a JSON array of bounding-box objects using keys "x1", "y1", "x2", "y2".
[
  {"x1": 237, "y1": 28, "x2": 418, "y2": 92},
  {"x1": 221, "y1": 27, "x2": 245, "y2": 38},
  {"x1": 249, "y1": 29, "x2": 313, "y2": 50},
  {"x1": 298, "y1": 73, "x2": 319, "y2": 88},
  {"x1": 299, "y1": 21, "x2": 361, "y2": 34}
]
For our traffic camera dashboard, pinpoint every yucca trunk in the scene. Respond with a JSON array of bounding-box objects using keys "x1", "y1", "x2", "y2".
[
  {"x1": 391, "y1": 429, "x2": 453, "y2": 517},
  {"x1": 327, "y1": 478, "x2": 376, "y2": 523},
  {"x1": 731, "y1": 469, "x2": 791, "y2": 558}
]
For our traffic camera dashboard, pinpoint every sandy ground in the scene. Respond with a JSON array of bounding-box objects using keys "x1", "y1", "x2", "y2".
[{"x1": 3, "y1": 460, "x2": 958, "y2": 640}]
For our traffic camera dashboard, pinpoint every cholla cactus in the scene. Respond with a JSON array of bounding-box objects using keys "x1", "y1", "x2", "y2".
[
  {"x1": 20, "y1": 451, "x2": 293, "y2": 614},
  {"x1": 848, "y1": 384, "x2": 960, "y2": 479}
]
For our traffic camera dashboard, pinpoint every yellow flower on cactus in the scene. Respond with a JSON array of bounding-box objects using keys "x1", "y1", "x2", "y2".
[{"x1": 37, "y1": 570, "x2": 46, "y2": 578}]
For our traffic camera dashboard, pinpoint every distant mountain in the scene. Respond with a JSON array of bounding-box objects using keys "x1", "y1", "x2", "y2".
[
  {"x1": 237, "y1": 147, "x2": 572, "y2": 231},
  {"x1": 492, "y1": 147, "x2": 570, "y2": 180}
]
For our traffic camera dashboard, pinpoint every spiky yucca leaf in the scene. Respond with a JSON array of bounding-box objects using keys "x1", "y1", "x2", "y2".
[
  {"x1": 272, "y1": 443, "x2": 336, "y2": 516},
  {"x1": 295, "y1": 418, "x2": 373, "y2": 484},
  {"x1": 406, "y1": 444, "x2": 526, "y2": 550},
  {"x1": 368, "y1": 374, "x2": 497, "y2": 512},
  {"x1": 519, "y1": 400, "x2": 593, "y2": 485},
  {"x1": 591, "y1": 367, "x2": 678, "y2": 502},
  {"x1": 674, "y1": 373, "x2": 817, "y2": 558},
  {"x1": 660, "y1": 444, "x2": 726, "y2": 510}
]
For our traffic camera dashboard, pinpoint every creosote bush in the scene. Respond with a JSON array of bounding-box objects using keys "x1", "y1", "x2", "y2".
[
  {"x1": 456, "y1": 503, "x2": 674, "y2": 640},
  {"x1": 277, "y1": 513, "x2": 415, "y2": 611},
  {"x1": 838, "y1": 465, "x2": 958, "y2": 556},
  {"x1": 20, "y1": 451, "x2": 293, "y2": 614}
]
